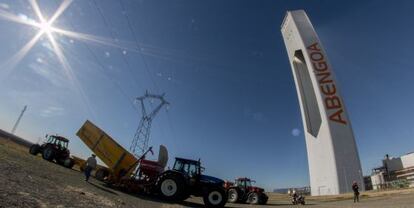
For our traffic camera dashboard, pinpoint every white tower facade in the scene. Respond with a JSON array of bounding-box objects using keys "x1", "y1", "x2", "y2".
[{"x1": 281, "y1": 10, "x2": 364, "y2": 195}]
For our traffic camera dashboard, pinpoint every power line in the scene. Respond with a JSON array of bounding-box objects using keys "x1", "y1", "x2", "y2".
[
  {"x1": 91, "y1": 0, "x2": 144, "y2": 93},
  {"x1": 118, "y1": 0, "x2": 160, "y2": 93},
  {"x1": 57, "y1": 2, "x2": 138, "y2": 112}
]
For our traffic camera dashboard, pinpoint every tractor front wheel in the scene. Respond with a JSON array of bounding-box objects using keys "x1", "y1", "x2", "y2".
[
  {"x1": 227, "y1": 188, "x2": 239, "y2": 203},
  {"x1": 246, "y1": 192, "x2": 259, "y2": 204},
  {"x1": 203, "y1": 187, "x2": 227, "y2": 208},
  {"x1": 258, "y1": 193, "x2": 268, "y2": 205},
  {"x1": 42, "y1": 146, "x2": 55, "y2": 161},
  {"x1": 63, "y1": 158, "x2": 75, "y2": 169},
  {"x1": 29, "y1": 144, "x2": 40, "y2": 155},
  {"x1": 158, "y1": 174, "x2": 187, "y2": 202}
]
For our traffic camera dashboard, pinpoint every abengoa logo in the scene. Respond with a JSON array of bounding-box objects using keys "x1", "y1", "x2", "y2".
[{"x1": 307, "y1": 42, "x2": 347, "y2": 125}]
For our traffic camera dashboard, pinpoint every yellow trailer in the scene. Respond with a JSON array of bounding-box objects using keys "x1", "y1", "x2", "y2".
[{"x1": 76, "y1": 120, "x2": 138, "y2": 179}]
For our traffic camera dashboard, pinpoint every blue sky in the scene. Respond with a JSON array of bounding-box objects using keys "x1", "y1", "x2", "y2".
[{"x1": 1, "y1": 0, "x2": 414, "y2": 191}]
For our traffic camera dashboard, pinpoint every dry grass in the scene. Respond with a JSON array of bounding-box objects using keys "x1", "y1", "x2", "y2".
[{"x1": 0, "y1": 137, "x2": 30, "y2": 153}]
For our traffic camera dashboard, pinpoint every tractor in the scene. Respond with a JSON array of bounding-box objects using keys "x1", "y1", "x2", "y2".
[
  {"x1": 225, "y1": 177, "x2": 268, "y2": 205},
  {"x1": 77, "y1": 120, "x2": 227, "y2": 207},
  {"x1": 157, "y1": 158, "x2": 228, "y2": 208},
  {"x1": 29, "y1": 135, "x2": 75, "y2": 169}
]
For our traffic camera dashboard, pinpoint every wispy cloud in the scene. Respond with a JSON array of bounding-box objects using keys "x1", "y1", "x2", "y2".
[
  {"x1": 40, "y1": 106, "x2": 65, "y2": 117},
  {"x1": 29, "y1": 54, "x2": 67, "y2": 87},
  {"x1": 0, "y1": 3, "x2": 10, "y2": 9},
  {"x1": 243, "y1": 108, "x2": 266, "y2": 122}
]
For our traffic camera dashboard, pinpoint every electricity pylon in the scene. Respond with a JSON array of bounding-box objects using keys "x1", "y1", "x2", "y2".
[{"x1": 130, "y1": 91, "x2": 169, "y2": 157}]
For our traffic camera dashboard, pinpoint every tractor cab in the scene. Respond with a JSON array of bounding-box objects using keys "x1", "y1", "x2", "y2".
[
  {"x1": 172, "y1": 157, "x2": 203, "y2": 178},
  {"x1": 45, "y1": 135, "x2": 69, "y2": 151},
  {"x1": 236, "y1": 178, "x2": 253, "y2": 188}
]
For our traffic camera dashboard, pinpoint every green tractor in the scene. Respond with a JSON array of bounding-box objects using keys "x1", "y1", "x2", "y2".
[
  {"x1": 29, "y1": 135, "x2": 74, "y2": 169},
  {"x1": 157, "y1": 157, "x2": 227, "y2": 208}
]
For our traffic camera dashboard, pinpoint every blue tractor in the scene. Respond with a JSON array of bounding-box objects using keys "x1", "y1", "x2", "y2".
[{"x1": 157, "y1": 157, "x2": 227, "y2": 208}]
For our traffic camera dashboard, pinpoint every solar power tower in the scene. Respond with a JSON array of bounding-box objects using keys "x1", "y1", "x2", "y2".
[
  {"x1": 281, "y1": 10, "x2": 364, "y2": 195},
  {"x1": 130, "y1": 91, "x2": 169, "y2": 157}
]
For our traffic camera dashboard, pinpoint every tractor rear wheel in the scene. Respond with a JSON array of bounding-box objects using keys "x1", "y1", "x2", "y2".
[
  {"x1": 42, "y1": 146, "x2": 55, "y2": 161},
  {"x1": 227, "y1": 188, "x2": 239, "y2": 203},
  {"x1": 158, "y1": 174, "x2": 187, "y2": 202},
  {"x1": 203, "y1": 187, "x2": 227, "y2": 208},
  {"x1": 29, "y1": 144, "x2": 40, "y2": 155},
  {"x1": 246, "y1": 192, "x2": 259, "y2": 204}
]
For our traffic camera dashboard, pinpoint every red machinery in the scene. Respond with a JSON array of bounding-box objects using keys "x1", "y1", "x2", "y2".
[{"x1": 225, "y1": 177, "x2": 268, "y2": 205}]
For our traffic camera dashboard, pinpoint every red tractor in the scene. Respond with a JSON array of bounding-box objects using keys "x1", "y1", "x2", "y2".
[
  {"x1": 225, "y1": 177, "x2": 268, "y2": 205},
  {"x1": 29, "y1": 134, "x2": 75, "y2": 169}
]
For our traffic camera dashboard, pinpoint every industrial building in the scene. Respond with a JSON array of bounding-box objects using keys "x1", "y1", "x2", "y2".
[{"x1": 370, "y1": 152, "x2": 414, "y2": 190}]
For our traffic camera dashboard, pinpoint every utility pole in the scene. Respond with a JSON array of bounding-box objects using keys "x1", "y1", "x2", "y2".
[
  {"x1": 11, "y1": 105, "x2": 27, "y2": 134},
  {"x1": 130, "y1": 91, "x2": 169, "y2": 157}
]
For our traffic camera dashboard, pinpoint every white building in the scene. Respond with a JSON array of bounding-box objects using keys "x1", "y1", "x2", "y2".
[
  {"x1": 371, "y1": 152, "x2": 414, "y2": 189},
  {"x1": 281, "y1": 10, "x2": 364, "y2": 196}
]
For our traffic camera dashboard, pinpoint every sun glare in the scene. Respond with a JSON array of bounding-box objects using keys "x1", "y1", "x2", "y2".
[{"x1": 39, "y1": 21, "x2": 52, "y2": 35}]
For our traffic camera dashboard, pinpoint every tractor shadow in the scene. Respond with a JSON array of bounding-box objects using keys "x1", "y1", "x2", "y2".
[
  {"x1": 98, "y1": 183, "x2": 205, "y2": 207},
  {"x1": 125, "y1": 193, "x2": 205, "y2": 207},
  {"x1": 87, "y1": 181, "x2": 119, "y2": 195}
]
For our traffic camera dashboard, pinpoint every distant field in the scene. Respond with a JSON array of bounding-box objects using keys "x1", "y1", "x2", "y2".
[{"x1": 0, "y1": 129, "x2": 33, "y2": 147}]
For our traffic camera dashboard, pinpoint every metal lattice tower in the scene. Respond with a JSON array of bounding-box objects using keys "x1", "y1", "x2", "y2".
[
  {"x1": 11, "y1": 105, "x2": 27, "y2": 134},
  {"x1": 130, "y1": 91, "x2": 169, "y2": 157}
]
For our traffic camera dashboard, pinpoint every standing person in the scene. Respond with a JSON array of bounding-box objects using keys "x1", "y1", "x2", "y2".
[
  {"x1": 84, "y1": 154, "x2": 97, "y2": 182},
  {"x1": 352, "y1": 181, "x2": 360, "y2": 203}
]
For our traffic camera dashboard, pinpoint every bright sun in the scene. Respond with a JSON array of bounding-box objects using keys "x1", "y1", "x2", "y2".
[{"x1": 39, "y1": 21, "x2": 53, "y2": 35}]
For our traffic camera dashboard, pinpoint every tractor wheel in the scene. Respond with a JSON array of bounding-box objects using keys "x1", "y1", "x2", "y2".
[
  {"x1": 42, "y1": 146, "x2": 55, "y2": 161},
  {"x1": 29, "y1": 144, "x2": 40, "y2": 155},
  {"x1": 258, "y1": 193, "x2": 268, "y2": 205},
  {"x1": 203, "y1": 187, "x2": 227, "y2": 208},
  {"x1": 246, "y1": 192, "x2": 259, "y2": 205},
  {"x1": 227, "y1": 188, "x2": 239, "y2": 203},
  {"x1": 63, "y1": 158, "x2": 75, "y2": 169},
  {"x1": 158, "y1": 174, "x2": 187, "y2": 202},
  {"x1": 95, "y1": 169, "x2": 109, "y2": 181}
]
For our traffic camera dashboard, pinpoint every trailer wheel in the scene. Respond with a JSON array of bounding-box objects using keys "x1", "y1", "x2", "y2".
[
  {"x1": 227, "y1": 188, "x2": 239, "y2": 203},
  {"x1": 246, "y1": 192, "x2": 259, "y2": 204},
  {"x1": 42, "y1": 146, "x2": 55, "y2": 161},
  {"x1": 158, "y1": 174, "x2": 187, "y2": 201},
  {"x1": 95, "y1": 169, "x2": 109, "y2": 181},
  {"x1": 29, "y1": 145, "x2": 40, "y2": 155},
  {"x1": 203, "y1": 187, "x2": 227, "y2": 208}
]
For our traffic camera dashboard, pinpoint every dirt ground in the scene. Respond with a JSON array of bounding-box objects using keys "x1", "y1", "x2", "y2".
[{"x1": 1, "y1": 138, "x2": 414, "y2": 208}]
